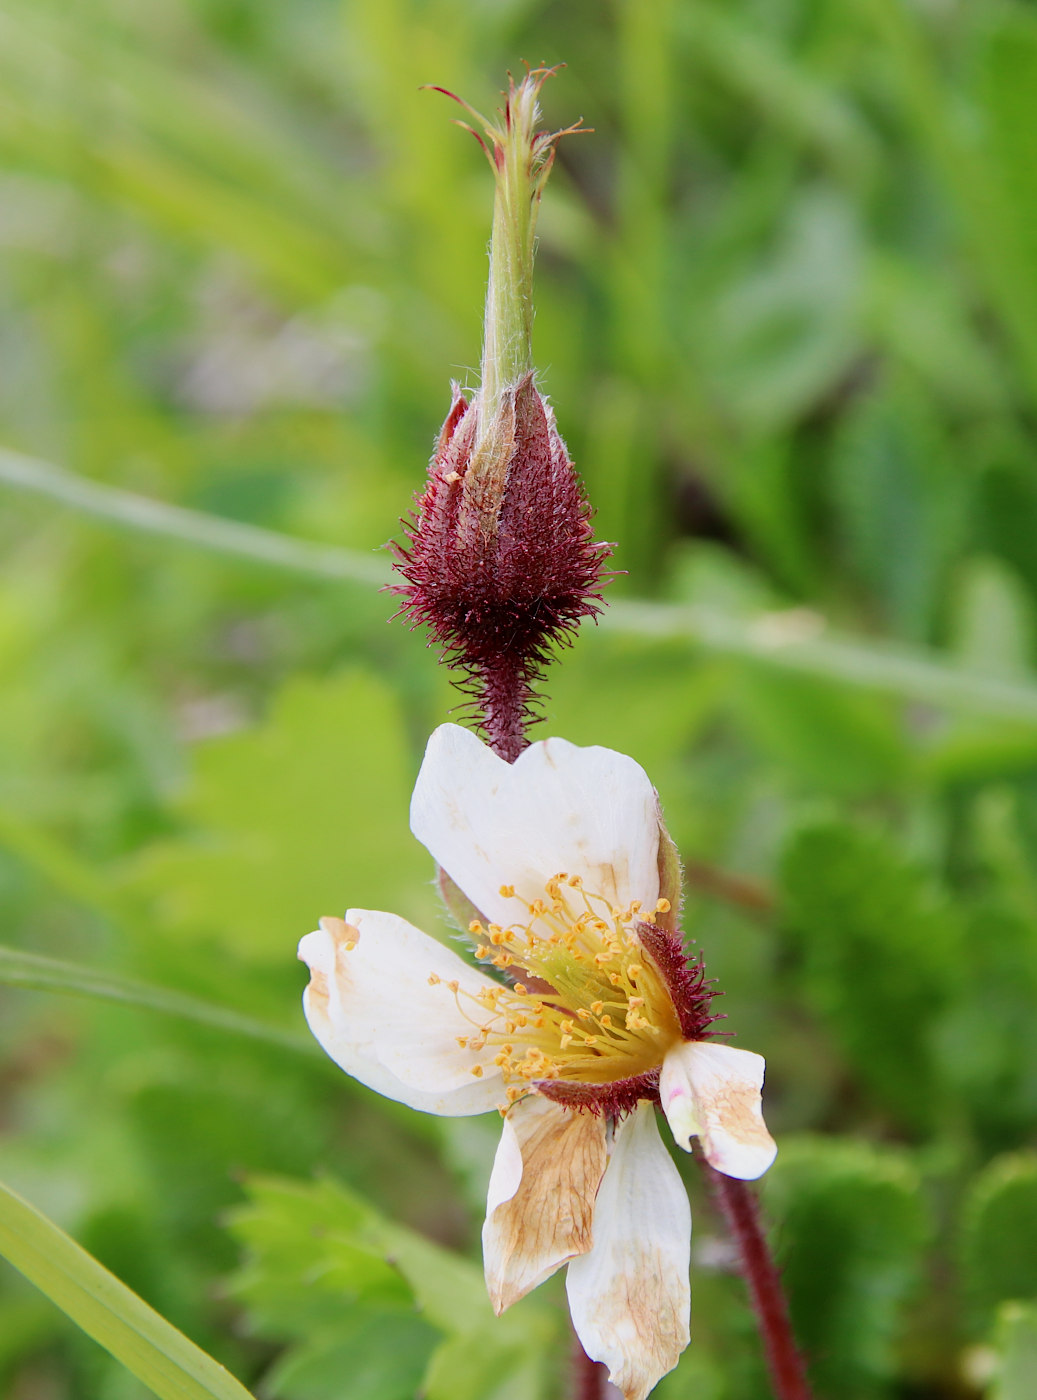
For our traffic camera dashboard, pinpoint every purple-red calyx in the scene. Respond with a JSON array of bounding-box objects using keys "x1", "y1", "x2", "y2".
[
  {"x1": 392, "y1": 69, "x2": 609, "y2": 763},
  {"x1": 394, "y1": 375, "x2": 609, "y2": 762}
]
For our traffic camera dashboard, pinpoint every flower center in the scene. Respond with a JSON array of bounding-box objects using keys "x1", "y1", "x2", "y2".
[{"x1": 431, "y1": 874, "x2": 681, "y2": 1105}]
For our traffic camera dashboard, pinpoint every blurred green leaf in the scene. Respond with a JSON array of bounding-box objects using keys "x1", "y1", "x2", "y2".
[
  {"x1": 0, "y1": 1178, "x2": 255, "y2": 1400},
  {"x1": 829, "y1": 377, "x2": 968, "y2": 640},
  {"x1": 780, "y1": 822, "x2": 961, "y2": 1130},
  {"x1": 764, "y1": 1136, "x2": 928, "y2": 1398},
  {"x1": 934, "y1": 901, "x2": 1037, "y2": 1145},
  {"x1": 703, "y1": 190, "x2": 862, "y2": 431},
  {"x1": 263, "y1": 1308, "x2": 439, "y2": 1400},
  {"x1": 991, "y1": 1302, "x2": 1037, "y2": 1400},
  {"x1": 961, "y1": 1153, "x2": 1037, "y2": 1331}
]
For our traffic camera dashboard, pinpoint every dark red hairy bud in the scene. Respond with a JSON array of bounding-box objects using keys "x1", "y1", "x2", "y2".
[{"x1": 393, "y1": 373, "x2": 610, "y2": 762}]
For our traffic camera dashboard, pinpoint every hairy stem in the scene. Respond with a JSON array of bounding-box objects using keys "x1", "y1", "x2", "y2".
[
  {"x1": 572, "y1": 1332, "x2": 611, "y2": 1400},
  {"x1": 707, "y1": 1168, "x2": 812, "y2": 1400},
  {"x1": 477, "y1": 655, "x2": 533, "y2": 763}
]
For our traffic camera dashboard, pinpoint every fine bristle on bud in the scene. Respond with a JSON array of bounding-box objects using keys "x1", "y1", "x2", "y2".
[{"x1": 393, "y1": 374, "x2": 610, "y2": 762}]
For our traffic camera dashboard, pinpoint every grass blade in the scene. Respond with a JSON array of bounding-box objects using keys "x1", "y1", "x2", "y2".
[{"x1": 0, "y1": 1179, "x2": 257, "y2": 1400}]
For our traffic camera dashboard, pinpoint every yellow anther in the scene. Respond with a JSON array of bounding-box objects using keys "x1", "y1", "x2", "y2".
[
  {"x1": 476, "y1": 945, "x2": 489, "y2": 958},
  {"x1": 600, "y1": 1014, "x2": 613, "y2": 1028},
  {"x1": 568, "y1": 874, "x2": 582, "y2": 887},
  {"x1": 627, "y1": 964, "x2": 643, "y2": 982},
  {"x1": 513, "y1": 983, "x2": 527, "y2": 996},
  {"x1": 456, "y1": 1036, "x2": 468, "y2": 1047},
  {"x1": 447, "y1": 979, "x2": 460, "y2": 993},
  {"x1": 469, "y1": 920, "x2": 483, "y2": 934},
  {"x1": 427, "y1": 973, "x2": 441, "y2": 986},
  {"x1": 490, "y1": 930, "x2": 506, "y2": 945},
  {"x1": 506, "y1": 1086, "x2": 523, "y2": 1102},
  {"x1": 471, "y1": 1064, "x2": 484, "y2": 1077},
  {"x1": 629, "y1": 996, "x2": 645, "y2": 1009},
  {"x1": 629, "y1": 900, "x2": 642, "y2": 913},
  {"x1": 609, "y1": 972, "x2": 622, "y2": 986},
  {"x1": 584, "y1": 1035, "x2": 599, "y2": 1046},
  {"x1": 590, "y1": 1000, "x2": 605, "y2": 1015},
  {"x1": 576, "y1": 1008, "x2": 592, "y2": 1022},
  {"x1": 343, "y1": 940, "x2": 356, "y2": 951},
  {"x1": 560, "y1": 1019, "x2": 574, "y2": 1034},
  {"x1": 499, "y1": 884, "x2": 515, "y2": 898},
  {"x1": 656, "y1": 898, "x2": 671, "y2": 914}
]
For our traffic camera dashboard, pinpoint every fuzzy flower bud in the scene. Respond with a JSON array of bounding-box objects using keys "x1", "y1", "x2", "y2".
[{"x1": 393, "y1": 69, "x2": 610, "y2": 763}]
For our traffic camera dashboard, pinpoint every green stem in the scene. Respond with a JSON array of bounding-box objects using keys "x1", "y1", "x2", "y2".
[
  {"x1": 8, "y1": 446, "x2": 1037, "y2": 726},
  {"x1": 0, "y1": 943, "x2": 317, "y2": 1057}
]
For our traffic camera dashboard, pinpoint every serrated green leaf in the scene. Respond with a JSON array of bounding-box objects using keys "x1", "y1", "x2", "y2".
[
  {"x1": 763, "y1": 1137, "x2": 928, "y2": 1398},
  {"x1": 780, "y1": 822, "x2": 960, "y2": 1130},
  {"x1": 0, "y1": 1179, "x2": 254, "y2": 1400},
  {"x1": 226, "y1": 1174, "x2": 554, "y2": 1400},
  {"x1": 129, "y1": 672, "x2": 434, "y2": 962},
  {"x1": 961, "y1": 1153, "x2": 1037, "y2": 1331}
]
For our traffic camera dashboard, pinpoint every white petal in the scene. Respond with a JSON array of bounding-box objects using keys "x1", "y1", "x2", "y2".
[
  {"x1": 410, "y1": 723, "x2": 661, "y2": 928},
  {"x1": 298, "y1": 911, "x2": 504, "y2": 1116},
  {"x1": 482, "y1": 1096, "x2": 607, "y2": 1313},
  {"x1": 659, "y1": 1041, "x2": 777, "y2": 1180},
  {"x1": 566, "y1": 1104, "x2": 691, "y2": 1400}
]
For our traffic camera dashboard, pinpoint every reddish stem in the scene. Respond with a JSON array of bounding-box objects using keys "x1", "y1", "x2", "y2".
[
  {"x1": 572, "y1": 1331, "x2": 611, "y2": 1400},
  {"x1": 478, "y1": 654, "x2": 532, "y2": 763},
  {"x1": 682, "y1": 859, "x2": 775, "y2": 919},
  {"x1": 707, "y1": 1168, "x2": 813, "y2": 1400}
]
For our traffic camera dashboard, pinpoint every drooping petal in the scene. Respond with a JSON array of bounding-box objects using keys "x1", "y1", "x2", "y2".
[
  {"x1": 410, "y1": 723, "x2": 661, "y2": 928},
  {"x1": 659, "y1": 1041, "x2": 777, "y2": 1180},
  {"x1": 483, "y1": 1096, "x2": 607, "y2": 1313},
  {"x1": 566, "y1": 1103, "x2": 690, "y2": 1400},
  {"x1": 299, "y1": 911, "x2": 504, "y2": 1116}
]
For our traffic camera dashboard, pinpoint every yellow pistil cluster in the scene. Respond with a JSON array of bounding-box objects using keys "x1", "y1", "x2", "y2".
[{"x1": 429, "y1": 875, "x2": 680, "y2": 1104}]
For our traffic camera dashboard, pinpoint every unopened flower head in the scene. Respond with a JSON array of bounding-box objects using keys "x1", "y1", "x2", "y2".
[
  {"x1": 299, "y1": 726, "x2": 777, "y2": 1400},
  {"x1": 393, "y1": 71, "x2": 609, "y2": 762}
]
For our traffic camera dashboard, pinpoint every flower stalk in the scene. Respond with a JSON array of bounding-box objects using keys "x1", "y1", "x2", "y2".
[{"x1": 709, "y1": 1170, "x2": 812, "y2": 1400}]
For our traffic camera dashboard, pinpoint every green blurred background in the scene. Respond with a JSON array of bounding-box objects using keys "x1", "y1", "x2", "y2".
[{"x1": 4, "y1": 0, "x2": 1037, "y2": 1396}]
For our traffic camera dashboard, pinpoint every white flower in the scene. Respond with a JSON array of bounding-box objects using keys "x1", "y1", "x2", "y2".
[{"x1": 298, "y1": 724, "x2": 777, "y2": 1400}]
